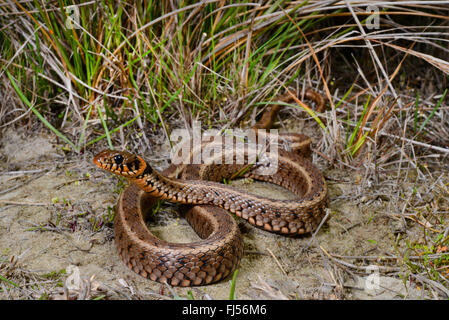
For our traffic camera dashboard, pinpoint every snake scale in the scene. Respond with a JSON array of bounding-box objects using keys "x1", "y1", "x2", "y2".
[{"x1": 93, "y1": 90, "x2": 328, "y2": 287}]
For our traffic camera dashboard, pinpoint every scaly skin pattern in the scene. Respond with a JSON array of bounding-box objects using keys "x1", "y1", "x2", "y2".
[
  {"x1": 93, "y1": 90, "x2": 328, "y2": 286},
  {"x1": 115, "y1": 183, "x2": 243, "y2": 286},
  {"x1": 93, "y1": 134, "x2": 328, "y2": 286}
]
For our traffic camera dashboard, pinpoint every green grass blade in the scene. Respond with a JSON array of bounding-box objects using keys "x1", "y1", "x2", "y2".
[
  {"x1": 85, "y1": 115, "x2": 140, "y2": 147},
  {"x1": 6, "y1": 70, "x2": 77, "y2": 151},
  {"x1": 351, "y1": 131, "x2": 369, "y2": 156},
  {"x1": 418, "y1": 88, "x2": 447, "y2": 134},
  {"x1": 347, "y1": 94, "x2": 371, "y2": 151},
  {"x1": 229, "y1": 269, "x2": 239, "y2": 300},
  {"x1": 0, "y1": 274, "x2": 19, "y2": 288},
  {"x1": 96, "y1": 105, "x2": 113, "y2": 149},
  {"x1": 335, "y1": 84, "x2": 354, "y2": 109},
  {"x1": 77, "y1": 103, "x2": 94, "y2": 151}
]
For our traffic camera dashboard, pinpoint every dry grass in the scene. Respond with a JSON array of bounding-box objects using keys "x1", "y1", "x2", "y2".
[{"x1": 0, "y1": 1, "x2": 449, "y2": 300}]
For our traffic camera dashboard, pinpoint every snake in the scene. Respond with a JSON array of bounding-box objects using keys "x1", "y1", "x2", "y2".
[{"x1": 93, "y1": 90, "x2": 328, "y2": 287}]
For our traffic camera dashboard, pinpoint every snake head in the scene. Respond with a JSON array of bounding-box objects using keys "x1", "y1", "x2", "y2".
[{"x1": 93, "y1": 150, "x2": 146, "y2": 178}]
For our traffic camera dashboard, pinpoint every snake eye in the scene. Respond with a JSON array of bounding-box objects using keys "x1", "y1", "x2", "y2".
[{"x1": 114, "y1": 154, "x2": 124, "y2": 165}]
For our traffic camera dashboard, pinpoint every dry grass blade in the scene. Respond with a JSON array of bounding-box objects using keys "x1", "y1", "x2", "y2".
[
  {"x1": 376, "y1": 40, "x2": 449, "y2": 76},
  {"x1": 1, "y1": 1, "x2": 448, "y2": 301}
]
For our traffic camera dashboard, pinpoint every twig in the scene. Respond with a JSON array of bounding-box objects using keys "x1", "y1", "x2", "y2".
[
  {"x1": 266, "y1": 247, "x2": 287, "y2": 276},
  {"x1": 306, "y1": 209, "x2": 331, "y2": 248},
  {"x1": 54, "y1": 177, "x2": 90, "y2": 190},
  {"x1": 411, "y1": 274, "x2": 449, "y2": 298},
  {"x1": 0, "y1": 169, "x2": 47, "y2": 175},
  {"x1": 320, "y1": 245, "x2": 401, "y2": 273},
  {"x1": 388, "y1": 213, "x2": 442, "y2": 233},
  {"x1": 0, "y1": 200, "x2": 49, "y2": 206},
  {"x1": 0, "y1": 172, "x2": 47, "y2": 195}
]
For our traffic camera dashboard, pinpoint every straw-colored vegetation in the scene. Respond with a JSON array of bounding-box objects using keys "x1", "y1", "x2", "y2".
[{"x1": 0, "y1": 1, "x2": 448, "y2": 300}]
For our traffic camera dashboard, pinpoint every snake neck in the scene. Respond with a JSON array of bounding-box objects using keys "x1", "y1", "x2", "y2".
[
  {"x1": 132, "y1": 161, "x2": 185, "y2": 196},
  {"x1": 130, "y1": 159, "x2": 325, "y2": 211}
]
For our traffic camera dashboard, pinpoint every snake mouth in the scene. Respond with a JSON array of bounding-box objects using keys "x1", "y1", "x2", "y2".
[{"x1": 93, "y1": 149, "x2": 146, "y2": 178}]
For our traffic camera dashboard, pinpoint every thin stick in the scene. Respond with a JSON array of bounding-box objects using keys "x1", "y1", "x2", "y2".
[
  {"x1": 266, "y1": 247, "x2": 287, "y2": 276},
  {"x1": 0, "y1": 200, "x2": 49, "y2": 206},
  {"x1": 320, "y1": 245, "x2": 401, "y2": 273},
  {"x1": 0, "y1": 169, "x2": 46, "y2": 175}
]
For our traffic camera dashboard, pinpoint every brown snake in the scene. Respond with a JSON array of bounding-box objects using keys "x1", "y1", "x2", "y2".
[{"x1": 93, "y1": 90, "x2": 328, "y2": 287}]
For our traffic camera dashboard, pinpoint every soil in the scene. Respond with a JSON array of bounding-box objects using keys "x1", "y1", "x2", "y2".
[{"x1": 0, "y1": 123, "x2": 447, "y2": 300}]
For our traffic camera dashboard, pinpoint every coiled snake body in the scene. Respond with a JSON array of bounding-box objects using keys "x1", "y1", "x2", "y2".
[{"x1": 93, "y1": 91, "x2": 328, "y2": 287}]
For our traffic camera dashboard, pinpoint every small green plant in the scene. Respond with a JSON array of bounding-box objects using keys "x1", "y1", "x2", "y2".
[
  {"x1": 186, "y1": 290, "x2": 195, "y2": 300},
  {"x1": 229, "y1": 269, "x2": 239, "y2": 300},
  {"x1": 416, "y1": 88, "x2": 448, "y2": 136},
  {"x1": 403, "y1": 234, "x2": 449, "y2": 282},
  {"x1": 42, "y1": 269, "x2": 67, "y2": 280},
  {"x1": 152, "y1": 199, "x2": 163, "y2": 216},
  {"x1": 113, "y1": 178, "x2": 128, "y2": 195},
  {"x1": 89, "y1": 216, "x2": 105, "y2": 232},
  {"x1": 0, "y1": 274, "x2": 18, "y2": 288},
  {"x1": 38, "y1": 292, "x2": 49, "y2": 300},
  {"x1": 105, "y1": 206, "x2": 115, "y2": 224}
]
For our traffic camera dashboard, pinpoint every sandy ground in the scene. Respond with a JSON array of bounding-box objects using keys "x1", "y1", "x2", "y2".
[{"x1": 0, "y1": 124, "x2": 447, "y2": 300}]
